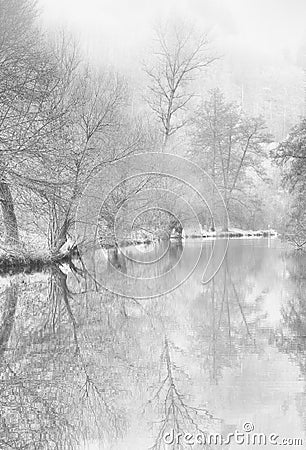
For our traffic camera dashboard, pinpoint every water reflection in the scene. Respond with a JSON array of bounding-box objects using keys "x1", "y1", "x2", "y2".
[{"x1": 0, "y1": 239, "x2": 306, "y2": 449}]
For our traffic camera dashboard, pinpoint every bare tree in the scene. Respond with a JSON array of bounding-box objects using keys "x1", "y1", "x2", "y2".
[
  {"x1": 0, "y1": 0, "x2": 37, "y2": 246},
  {"x1": 0, "y1": 1, "x2": 79, "y2": 251},
  {"x1": 144, "y1": 23, "x2": 216, "y2": 149},
  {"x1": 0, "y1": 6, "x2": 144, "y2": 257},
  {"x1": 44, "y1": 68, "x2": 146, "y2": 255},
  {"x1": 191, "y1": 89, "x2": 271, "y2": 230}
]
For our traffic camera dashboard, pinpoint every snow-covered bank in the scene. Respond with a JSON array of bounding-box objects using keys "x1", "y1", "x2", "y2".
[{"x1": 171, "y1": 228, "x2": 278, "y2": 240}]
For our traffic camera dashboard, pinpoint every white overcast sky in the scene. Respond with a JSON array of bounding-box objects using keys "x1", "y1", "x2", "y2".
[{"x1": 38, "y1": 0, "x2": 306, "y2": 71}]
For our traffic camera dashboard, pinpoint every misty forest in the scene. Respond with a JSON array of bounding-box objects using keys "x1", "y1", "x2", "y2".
[{"x1": 1, "y1": 1, "x2": 306, "y2": 449}]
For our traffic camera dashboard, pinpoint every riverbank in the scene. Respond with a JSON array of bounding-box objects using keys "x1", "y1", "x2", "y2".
[{"x1": 0, "y1": 249, "x2": 74, "y2": 275}]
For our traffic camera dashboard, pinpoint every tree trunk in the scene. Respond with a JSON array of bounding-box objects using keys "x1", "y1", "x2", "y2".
[
  {"x1": 210, "y1": 217, "x2": 216, "y2": 232},
  {"x1": 222, "y1": 197, "x2": 230, "y2": 232},
  {"x1": 168, "y1": 218, "x2": 183, "y2": 239},
  {"x1": 0, "y1": 181, "x2": 19, "y2": 245},
  {"x1": 48, "y1": 199, "x2": 70, "y2": 255}
]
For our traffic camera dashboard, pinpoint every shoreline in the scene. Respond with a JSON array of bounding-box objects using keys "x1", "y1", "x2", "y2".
[{"x1": 0, "y1": 230, "x2": 278, "y2": 275}]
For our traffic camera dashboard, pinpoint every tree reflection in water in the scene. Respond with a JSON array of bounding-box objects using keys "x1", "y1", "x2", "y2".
[
  {"x1": 190, "y1": 251, "x2": 266, "y2": 385},
  {"x1": 147, "y1": 337, "x2": 218, "y2": 450},
  {"x1": 0, "y1": 266, "x2": 127, "y2": 449},
  {"x1": 274, "y1": 251, "x2": 306, "y2": 435},
  {"x1": 1, "y1": 240, "x2": 306, "y2": 449}
]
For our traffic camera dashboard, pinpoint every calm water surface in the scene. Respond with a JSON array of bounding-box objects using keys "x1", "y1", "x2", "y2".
[{"x1": 1, "y1": 239, "x2": 306, "y2": 449}]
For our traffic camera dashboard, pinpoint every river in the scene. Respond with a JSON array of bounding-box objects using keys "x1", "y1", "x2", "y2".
[{"x1": 0, "y1": 238, "x2": 305, "y2": 449}]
